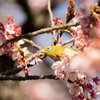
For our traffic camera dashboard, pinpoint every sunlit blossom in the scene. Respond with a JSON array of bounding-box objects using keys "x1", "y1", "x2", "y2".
[
  {"x1": 32, "y1": 56, "x2": 42, "y2": 64},
  {"x1": 54, "y1": 70, "x2": 66, "y2": 80},
  {"x1": 18, "y1": 40, "x2": 25, "y2": 45},
  {"x1": 22, "y1": 47, "x2": 29, "y2": 56},
  {"x1": 5, "y1": 23, "x2": 15, "y2": 34},
  {"x1": 69, "y1": 83, "x2": 83, "y2": 97}
]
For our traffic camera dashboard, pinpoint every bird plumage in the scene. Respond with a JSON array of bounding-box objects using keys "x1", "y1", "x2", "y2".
[{"x1": 39, "y1": 46, "x2": 81, "y2": 61}]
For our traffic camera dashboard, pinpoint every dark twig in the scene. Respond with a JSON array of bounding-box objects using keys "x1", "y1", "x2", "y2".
[
  {"x1": 0, "y1": 22, "x2": 79, "y2": 48},
  {"x1": 0, "y1": 64, "x2": 35, "y2": 76},
  {"x1": 0, "y1": 75, "x2": 60, "y2": 81}
]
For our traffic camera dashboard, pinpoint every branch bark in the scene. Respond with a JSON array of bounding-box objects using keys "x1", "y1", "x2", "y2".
[
  {"x1": 0, "y1": 22, "x2": 79, "y2": 48},
  {"x1": 47, "y1": 0, "x2": 56, "y2": 42},
  {"x1": 0, "y1": 75, "x2": 60, "y2": 81}
]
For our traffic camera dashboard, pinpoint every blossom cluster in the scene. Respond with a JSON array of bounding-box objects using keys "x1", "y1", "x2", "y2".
[
  {"x1": 51, "y1": 1, "x2": 100, "y2": 100},
  {"x1": 0, "y1": 15, "x2": 22, "y2": 60},
  {"x1": 0, "y1": 15, "x2": 42, "y2": 73}
]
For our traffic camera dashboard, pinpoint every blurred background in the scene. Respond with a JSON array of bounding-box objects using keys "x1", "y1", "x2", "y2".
[{"x1": 0, "y1": 0, "x2": 99, "y2": 100}]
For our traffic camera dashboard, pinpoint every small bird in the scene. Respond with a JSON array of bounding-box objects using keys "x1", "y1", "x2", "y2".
[{"x1": 39, "y1": 46, "x2": 81, "y2": 61}]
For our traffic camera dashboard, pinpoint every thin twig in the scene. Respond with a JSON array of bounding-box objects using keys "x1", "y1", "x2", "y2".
[
  {"x1": 22, "y1": 38, "x2": 42, "y2": 50},
  {"x1": 62, "y1": 38, "x2": 74, "y2": 46},
  {"x1": 0, "y1": 22, "x2": 79, "y2": 48},
  {"x1": 47, "y1": 0, "x2": 56, "y2": 43},
  {"x1": 0, "y1": 75, "x2": 60, "y2": 81}
]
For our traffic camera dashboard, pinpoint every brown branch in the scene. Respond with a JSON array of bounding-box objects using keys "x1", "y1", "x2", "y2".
[
  {"x1": 0, "y1": 22, "x2": 79, "y2": 48},
  {"x1": 22, "y1": 39, "x2": 42, "y2": 50},
  {"x1": 0, "y1": 53, "x2": 46, "y2": 76},
  {"x1": 0, "y1": 64, "x2": 35, "y2": 76},
  {"x1": 62, "y1": 38, "x2": 74, "y2": 46},
  {"x1": 47, "y1": 0, "x2": 57, "y2": 44},
  {"x1": 0, "y1": 75, "x2": 60, "y2": 81}
]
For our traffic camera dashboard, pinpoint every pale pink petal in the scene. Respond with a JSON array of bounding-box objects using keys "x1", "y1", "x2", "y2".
[{"x1": 12, "y1": 51, "x2": 21, "y2": 60}]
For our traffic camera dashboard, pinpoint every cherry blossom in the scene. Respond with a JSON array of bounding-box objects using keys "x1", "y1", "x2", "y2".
[
  {"x1": 12, "y1": 50, "x2": 20, "y2": 60},
  {"x1": 56, "y1": 40, "x2": 62, "y2": 46},
  {"x1": 54, "y1": 70, "x2": 66, "y2": 80},
  {"x1": 74, "y1": 4, "x2": 91, "y2": 29},
  {"x1": 31, "y1": 56, "x2": 42, "y2": 65},
  {"x1": 6, "y1": 15, "x2": 14, "y2": 22},
  {"x1": 53, "y1": 17, "x2": 61, "y2": 25},
  {"x1": 53, "y1": 53, "x2": 60, "y2": 60},
  {"x1": 51, "y1": 60, "x2": 70, "y2": 79},
  {"x1": 69, "y1": 83, "x2": 83, "y2": 97},
  {"x1": 5, "y1": 23, "x2": 15, "y2": 34},
  {"x1": 51, "y1": 61, "x2": 65, "y2": 71},
  {"x1": 22, "y1": 66, "x2": 30, "y2": 74}
]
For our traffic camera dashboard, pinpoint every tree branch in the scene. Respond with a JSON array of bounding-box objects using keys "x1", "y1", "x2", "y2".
[
  {"x1": 0, "y1": 64, "x2": 35, "y2": 76},
  {"x1": 22, "y1": 38, "x2": 42, "y2": 50},
  {"x1": 62, "y1": 38, "x2": 74, "y2": 46},
  {"x1": 0, "y1": 22, "x2": 79, "y2": 48},
  {"x1": 47, "y1": 0, "x2": 56, "y2": 42},
  {"x1": 0, "y1": 52, "x2": 46, "y2": 76},
  {"x1": 0, "y1": 75, "x2": 60, "y2": 81}
]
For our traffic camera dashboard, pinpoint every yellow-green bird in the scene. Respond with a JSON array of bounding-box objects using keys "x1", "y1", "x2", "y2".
[{"x1": 39, "y1": 46, "x2": 81, "y2": 61}]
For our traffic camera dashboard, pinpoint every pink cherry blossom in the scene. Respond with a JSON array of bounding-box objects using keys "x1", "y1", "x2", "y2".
[
  {"x1": 81, "y1": 0, "x2": 98, "y2": 6},
  {"x1": 14, "y1": 25, "x2": 21, "y2": 35},
  {"x1": 51, "y1": 60, "x2": 70, "y2": 79},
  {"x1": 53, "y1": 53, "x2": 60, "y2": 60},
  {"x1": 51, "y1": 61, "x2": 65, "y2": 71},
  {"x1": 70, "y1": 54, "x2": 91, "y2": 74},
  {"x1": 54, "y1": 70, "x2": 66, "y2": 80},
  {"x1": 69, "y1": 83, "x2": 83, "y2": 97},
  {"x1": 74, "y1": 4, "x2": 90, "y2": 28},
  {"x1": 6, "y1": 15, "x2": 14, "y2": 22},
  {"x1": 53, "y1": 17, "x2": 61, "y2": 25},
  {"x1": 32, "y1": 56, "x2": 42, "y2": 64},
  {"x1": 75, "y1": 4, "x2": 90, "y2": 17},
  {"x1": 65, "y1": 71, "x2": 78, "y2": 85},
  {"x1": 17, "y1": 59, "x2": 29, "y2": 68},
  {"x1": 56, "y1": 40, "x2": 62, "y2": 46},
  {"x1": 22, "y1": 66, "x2": 30, "y2": 74},
  {"x1": 5, "y1": 23, "x2": 15, "y2": 34},
  {"x1": 12, "y1": 51, "x2": 21, "y2": 60},
  {"x1": 61, "y1": 53, "x2": 69, "y2": 62}
]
